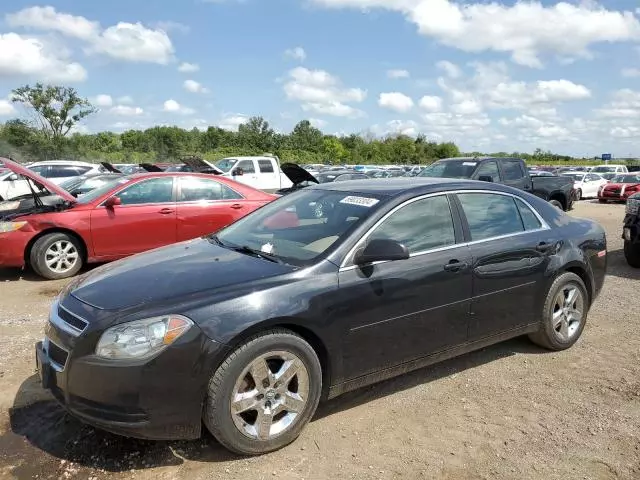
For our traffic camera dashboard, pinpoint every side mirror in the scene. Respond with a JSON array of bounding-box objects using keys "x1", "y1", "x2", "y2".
[
  {"x1": 478, "y1": 175, "x2": 493, "y2": 182},
  {"x1": 104, "y1": 196, "x2": 121, "y2": 208},
  {"x1": 354, "y1": 238, "x2": 410, "y2": 265},
  {"x1": 234, "y1": 168, "x2": 244, "y2": 176},
  {"x1": 7, "y1": 174, "x2": 18, "y2": 181}
]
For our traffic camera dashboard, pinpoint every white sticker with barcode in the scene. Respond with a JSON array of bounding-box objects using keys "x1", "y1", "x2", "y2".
[
  {"x1": 462, "y1": 162, "x2": 477, "y2": 166},
  {"x1": 340, "y1": 196, "x2": 379, "y2": 207}
]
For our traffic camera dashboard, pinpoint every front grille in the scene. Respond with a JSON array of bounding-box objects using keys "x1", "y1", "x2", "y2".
[
  {"x1": 57, "y1": 305, "x2": 88, "y2": 332},
  {"x1": 47, "y1": 339, "x2": 69, "y2": 369}
]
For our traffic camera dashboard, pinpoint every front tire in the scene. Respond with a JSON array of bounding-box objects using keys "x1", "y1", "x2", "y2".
[
  {"x1": 574, "y1": 189, "x2": 582, "y2": 201},
  {"x1": 549, "y1": 199, "x2": 563, "y2": 210},
  {"x1": 29, "y1": 232, "x2": 84, "y2": 280},
  {"x1": 529, "y1": 272, "x2": 588, "y2": 351},
  {"x1": 204, "y1": 329, "x2": 322, "y2": 455},
  {"x1": 624, "y1": 240, "x2": 640, "y2": 268}
]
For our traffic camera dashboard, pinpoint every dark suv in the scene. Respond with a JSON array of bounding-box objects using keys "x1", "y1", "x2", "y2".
[{"x1": 623, "y1": 192, "x2": 640, "y2": 267}]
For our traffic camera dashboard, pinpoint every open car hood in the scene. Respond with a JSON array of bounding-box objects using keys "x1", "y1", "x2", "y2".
[
  {"x1": 1, "y1": 157, "x2": 76, "y2": 203},
  {"x1": 100, "y1": 161, "x2": 122, "y2": 173},
  {"x1": 280, "y1": 163, "x2": 319, "y2": 185},
  {"x1": 140, "y1": 163, "x2": 164, "y2": 172},
  {"x1": 180, "y1": 156, "x2": 224, "y2": 174}
]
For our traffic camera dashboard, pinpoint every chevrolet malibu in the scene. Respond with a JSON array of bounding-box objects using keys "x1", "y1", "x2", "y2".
[{"x1": 36, "y1": 178, "x2": 607, "y2": 455}]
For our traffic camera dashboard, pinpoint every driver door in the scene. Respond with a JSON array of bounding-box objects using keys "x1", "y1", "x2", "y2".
[
  {"x1": 90, "y1": 177, "x2": 177, "y2": 258},
  {"x1": 336, "y1": 194, "x2": 472, "y2": 380}
]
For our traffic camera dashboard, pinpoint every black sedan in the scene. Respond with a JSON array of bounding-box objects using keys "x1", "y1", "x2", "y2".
[{"x1": 36, "y1": 178, "x2": 607, "y2": 455}]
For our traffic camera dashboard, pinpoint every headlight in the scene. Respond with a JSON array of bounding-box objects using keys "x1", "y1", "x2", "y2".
[
  {"x1": 0, "y1": 221, "x2": 27, "y2": 233},
  {"x1": 626, "y1": 197, "x2": 640, "y2": 215},
  {"x1": 95, "y1": 315, "x2": 193, "y2": 359}
]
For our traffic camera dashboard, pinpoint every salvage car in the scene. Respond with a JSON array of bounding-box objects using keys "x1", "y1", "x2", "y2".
[
  {"x1": 419, "y1": 157, "x2": 575, "y2": 210},
  {"x1": 0, "y1": 158, "x2": 276, "y2": 279},
  {"x1": 35, "y1": 177, "x2": 606, "y2": 455},
  {"x1": 275, "y1": 163, "x2": 368, "y2": 196},
  {"x1": 597, "y1": 174, "x2": 640, "y2": 203},
  {"x1": 563, "y1": 172, "x2": 609, "y2": 200},
  {"x1": 622, "y1": 192, "x2": 640, "y2": 267}
]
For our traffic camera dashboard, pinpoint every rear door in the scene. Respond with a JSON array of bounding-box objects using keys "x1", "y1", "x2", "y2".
[
  {"x1": 176, "y1": 176, "x2": 254, "y2": 240},
  {"x1": 498, "y1": 159, "x2": 531, "y2": 192},
  {"x1": 455, "y1": 191, "x2": 556, "y2": 340},
  {"x1": 90, "y1": 177, "x2": 177, "y2": 257},
  {"x1": 257, "y1": 159, "x2": 280, "y2": 191}
]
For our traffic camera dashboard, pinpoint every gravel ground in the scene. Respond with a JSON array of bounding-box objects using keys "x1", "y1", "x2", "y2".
[{"x1": 0, "y1": 200, "x2": 638, "y2": 480}]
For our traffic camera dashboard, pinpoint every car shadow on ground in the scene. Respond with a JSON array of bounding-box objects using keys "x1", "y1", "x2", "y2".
[
  {"x1": 605, "y1": 248, "x2": 640, "y2": 281},
  {"x1": 4, "y1": 336, "x2": 543, "y2": 473},
  {"x1": 0, "y1": 264, "x2": 100, "y2": 283}
]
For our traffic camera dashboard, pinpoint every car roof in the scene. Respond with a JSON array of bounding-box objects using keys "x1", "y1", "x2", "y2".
[
  {"x1": 29, "y1": 160, "x2": 97, "y2": 166},
  {"x1": 309, "y1": 177, "x2": 517, "y2": 196}
]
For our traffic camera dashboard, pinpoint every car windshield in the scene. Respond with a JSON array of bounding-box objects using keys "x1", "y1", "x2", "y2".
[
  {"x1": 418, "y1": 160, "x2": 477, "y2": 179},
  {"x1": 601, "y1": 173, "x2": 616, "y2": 180},
  {"x1": 591, "y1": 166, "x2": 618, "y2": 173},
  {"x1": 215, "y1": 158, "x2": 238, "y2": 172},
  {"x1": 75, "y1": 177, "x2": 130, "y2": 204},
  {"x1": 215, "y1": 189, "x2": 386, "y2": 266},
  {"x1": 612, "y1": 175, "x2": 640, "y2": 183}
]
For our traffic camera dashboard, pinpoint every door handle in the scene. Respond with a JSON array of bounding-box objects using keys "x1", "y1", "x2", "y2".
[
  {"x1": 230, "y1": 204, "x2": 244, "y2": 209},
  {"x1": 535, "y1": 241, "x2": 556, "y2": 253},
  {"x1": 443, "y1": 260, "x2": 468, "y2": 272},
  {"x1": 158, "y1": 208, "x2": 174, "y2": 214}
]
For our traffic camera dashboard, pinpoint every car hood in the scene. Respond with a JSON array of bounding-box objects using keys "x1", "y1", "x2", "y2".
[
  {"x1": 281, "y1": 163, "x2": 319, "y2": 185},
  {"x1": 69, "y1": 238, "x2": 295, "y2": 311},
  {"x1": 0, "y1": 157, "x2": 76, "y2": 203},
  {"x1": 604, "y1": 182, "x2": 640, "y2": 188},
  {"x1": 180, "y1": 156, "x2": 224, "y2": 174}
]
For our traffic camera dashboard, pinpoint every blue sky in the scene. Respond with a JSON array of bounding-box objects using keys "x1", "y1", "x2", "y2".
[{"x1": 1, "y1": 1, "x2": 640, "y2": 156}]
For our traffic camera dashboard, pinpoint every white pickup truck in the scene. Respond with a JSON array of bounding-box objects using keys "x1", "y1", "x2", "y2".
[{"x1": 181, "y1": 155, "x2": 293, "y2": 193}]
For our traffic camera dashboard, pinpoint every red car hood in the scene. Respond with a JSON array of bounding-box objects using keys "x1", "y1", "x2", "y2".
[
  {"x1": 0, "y1": 157, "x2": 76, "y2": 203},
  {"x1": 604, "y1": 182, "x2": 640, "y2": 189}
]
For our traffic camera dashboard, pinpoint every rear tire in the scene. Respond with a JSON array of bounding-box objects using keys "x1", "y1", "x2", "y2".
[
  {"x1": 624, "y1": 240, "x2": 640, "y2": 268},
  {"x1": 203, "y1": 329, "x2": 322, "y2": 455},
  {"x1": 549, "y1": 199, "x2": 563, "y2": 210},
  {"x1": 528, "y1": 272, "x2": 588, "y2": 351},
  {"x1": 574, "y1": 189, "x2": 582, "y2": 201},
  {"x1": 29, "y1": 232, "x2": 84, "y2": 280}
]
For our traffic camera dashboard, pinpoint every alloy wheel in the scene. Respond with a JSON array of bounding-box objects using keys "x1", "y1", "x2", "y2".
[
  {"x1": 551, "y1": 284, "x2": 584, "y2": 342},
  {"x1": 230, "y1": 351, "x2": 310, "y2": 441},
  {"x1": 44, "y1": 241, "x2": 79, "y2": 274}
]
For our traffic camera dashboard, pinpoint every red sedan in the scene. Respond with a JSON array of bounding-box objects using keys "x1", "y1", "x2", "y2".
[
  {"x1": 0, "y1": 158, "x2": 277, "y2": 279},
  {"x1": 598, "y1": 174, "x2": 640, "y2": 203}
]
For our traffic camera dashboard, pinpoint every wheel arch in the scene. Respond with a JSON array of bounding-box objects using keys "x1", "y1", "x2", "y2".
[
  {"x1": 24, "y1": 227, "x2": 88, "y2": 265},
  {"x1": 222, "y1": 318, "x2": 333, "y2": 399},
  {"x1": 559, "y1": 263, "x2": 593, "y2": 308},
  {"x1": 548, "y1": 191, "x2": 568, "y2": 210}
]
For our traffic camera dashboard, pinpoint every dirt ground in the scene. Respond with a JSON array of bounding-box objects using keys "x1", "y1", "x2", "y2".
[{"x1": 0, "y1": 200, "x2": 638, "y2": 480}]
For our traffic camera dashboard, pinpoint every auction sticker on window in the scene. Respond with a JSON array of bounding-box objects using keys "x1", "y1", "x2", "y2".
[
  {"x1": 462, "y1": 162, "x2": 477, "y2": 166},
  {"x1": 340, "y1": 196, "x2": 379, "y2": 207}
]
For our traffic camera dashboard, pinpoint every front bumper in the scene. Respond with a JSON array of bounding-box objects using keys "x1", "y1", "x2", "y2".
[
  {"x1": 36, "y1": 298, "x2": 229, "y2": 440},
  {"x1": 0, "y1": 230, "x2": 32, "y2": 268}
]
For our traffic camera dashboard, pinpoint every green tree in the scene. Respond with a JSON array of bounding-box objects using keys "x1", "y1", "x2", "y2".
[
  {"x1": 289, "y1": 120, "x2": 324, "y2": 152},
  {"x1": 11, "y1": 83, "x2": 96, "y2": 139},
  {"x1": 322, "y1": 136, "x2": 348, "y2": 161}
]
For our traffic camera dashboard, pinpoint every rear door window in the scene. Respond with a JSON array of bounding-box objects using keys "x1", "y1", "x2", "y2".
[
  {"x1": 457, "y1": 193, "x2": 525, "y2": 241},
  {"x1": 502, "y1": 161, "x2": 525, "y2": 181},
  {"x1": 257, "y1": 160, "x2": 274, "y2": 173}
]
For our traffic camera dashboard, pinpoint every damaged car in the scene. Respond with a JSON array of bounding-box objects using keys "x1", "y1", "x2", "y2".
[{"x1": 0, "y1": 158, "x2": 277, "y2": 279}]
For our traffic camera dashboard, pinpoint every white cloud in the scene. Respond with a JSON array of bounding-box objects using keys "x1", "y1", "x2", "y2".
[
  {"x1": 0, "y1": 33, "x2": 87, "y2": 82},
  {"x1": 93, "y1": 94, "x2": 113, "y2": 107},
  {"x1": 387, "y1": 69, "x2": 410, "y2": 79},
  {"x1": 309, "y1": 118, "x2": 327, "y2": 128},
  {"x1": 418, "y1": 95, "x2": 443, "y2": 112},
  {"x1": 283, "y1": 66, "x2": 366, "y2": 118},
  {"x1": 0, "y1": 99, "x2": 16, "y2": 116},
  {"x1": 384, "y1": 119, "x2": 419, "y2": 136},
  {"x1": 284, "y1": 46, "x2": 306, "y2": 61},
  {"x1": 163, "y1": 99, "x2": 195, "y2": 115},
  {"x1": 110, "y1": 105, "x2": 144, "y2": 116},
  {"x1": 436, "y1": 60, "x2": 462, "y2": 78},
  {"x1": 178, "y1": 62, "x2": 200, "y2": 72},
  {"x1": 595, "y1": 89, "x2": 640, "y2": 118},
  {"x1": 6, "y1": 6, "x2": 99, "y2": 40},
  {"x1": 378, "y1": 92, "x2": 414, "y2": 113},
  {"x1": 6, "y1": 6, "x2": 174, "y2": 65},
  {"x1": 450, "y1": 99, "x2": 482, "y2": 115},
  {"x1": 310, "y1": 0, "x2": 640, "y2": 68},
  {"x1": 621, "y1": 68, "x2": 640, "y2": 77},
  {"x1": 183, "y1": 79, "x2": 209, "y2": 94},
  {"x1": 218, "y1": 114, "x2": 249, "y2": 131}
]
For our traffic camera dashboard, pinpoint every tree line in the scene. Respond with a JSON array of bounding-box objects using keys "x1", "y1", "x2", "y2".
[{"x1": 0, "y1": 83, "x2": 601, "y2": 166}]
